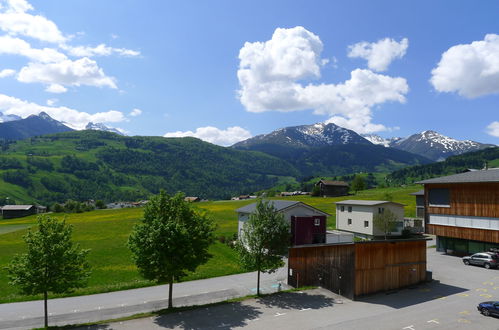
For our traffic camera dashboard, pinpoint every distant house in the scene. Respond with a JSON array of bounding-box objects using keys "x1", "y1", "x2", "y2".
[
  {"x1": 184, "y1": 197, "x2": 200, "y2": 203},
  {"x1": 417, "y1": 169, "x2": 499, "y2": 254},
  {"x1": 236, "y1": 200, "x2": 330, "y2": 245},
  {"x1": 315, "y1": 180, "x2": 349, "y2": 197},
  {"x1": 336, "y1": 200, "x2": 405, "y2": 239},
  {"x1": 1, "y1": 205, "x2": 46, "y2": 219}
]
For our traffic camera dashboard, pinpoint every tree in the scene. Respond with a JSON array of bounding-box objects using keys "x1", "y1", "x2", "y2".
[
  {"x1": 311, "y1": 184, "x2": 321, "y2": 197},
  {"x1": 236, "y1": 200, "x2": 290, "y2": 296},
  {"x1": 373, "y1": 208, "x2": 399, "y2": 240},
  {"x1": 6, "y1": 216, "x2": 90, "y2": 329},
  {"x1": 128, "y1": 191, "x2": 215, "y2": 309},
  {"x1": 351, "y1": 175, "x2": 366, "y2": 194}
]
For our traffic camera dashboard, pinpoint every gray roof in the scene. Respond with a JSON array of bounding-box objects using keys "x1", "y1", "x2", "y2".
[
  {"x1": 417, "y1": 169, "x2": 499, "y2": 184},
  {"x1": 409, "y1": 189, "x2": 424, "y2": 196},
  {"x1": 335, "y1": 200, "x2": 405, "y2": 207},
  {"x1": 1, "y1": 205, "x2": 34, "y2": 211},
  {"x1": 236, "y1": 200, "x2": 329, "y2": 216}
]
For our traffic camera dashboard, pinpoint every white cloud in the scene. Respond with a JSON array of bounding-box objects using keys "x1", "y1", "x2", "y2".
[
  {"x1": 0, "y1": 35, "x2": 67, "y2": 62},
  {"x1": 486, "y1": 121, "x2": 499, "y2": 137},
  {"x1": 46, "y1": 98, "x2": 57, "y2": 106},
  {"x1": 431, "y1": 34, "x2": 499, "y2": 98},
  {"x1": 237, "y1": 27, "x2": 408, "y2": 134},
  {"x1": 45, "y1": 83, "x2": 67, "y2": 93},
  {"x1": 0, "y1": 93, "x2": 126, "y2": 129},
  {"x1": 0, "y1": 0, "x2": 66, "y2": 43},
  {"x1": 61, "y1": 43, "x2": 140, "y2": 58},
  {"x1": 164, "y1": 126, "x2": 252, "y2": 146},
  {"x1": 17, "y1": 57, "x2": 117, "y2": 91},
  {"x1": 348, "y1": 37, "x2": 408, "y2": 72},
  {"x1": 129, "y1": 108, "x2": 142, "y2": 117},
  {"x1": 0, "y1": 68, "x2": 15, "y2": 77}
]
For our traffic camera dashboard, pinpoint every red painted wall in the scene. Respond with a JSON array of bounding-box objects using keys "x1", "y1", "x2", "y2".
[{"x1": 291, "y1": 215, "x2": 327, "y2": 245}]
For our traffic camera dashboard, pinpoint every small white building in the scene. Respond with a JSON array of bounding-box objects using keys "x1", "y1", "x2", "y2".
[{"x1": 336, "y1": 200, "x2": 405, "y2": 239}]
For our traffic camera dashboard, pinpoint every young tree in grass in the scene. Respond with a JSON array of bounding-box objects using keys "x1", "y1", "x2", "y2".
[
  {"x1": 6, "y1": 216, "x2": 90, "y2": 329},
  {"x1": 128, "y1": 191, "x2": 215, "y2": 309},
  {"x1": 351, "y1": 174, "x2": 366, "y2": 194},
  {"x1": 373, "y1": 208, "x2": 398, "y2": 240},
  {"x1": 236, "y1": 200, "x2": 290, "y2": 296}
]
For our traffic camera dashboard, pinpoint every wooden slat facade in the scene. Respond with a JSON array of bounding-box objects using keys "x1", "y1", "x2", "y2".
[
  {"x1": 427, "y1": 224, "x2": 499, "y2": 243},
  {"x1": 425, "y1": 183, "x2": 499, "y2": 218},
  {"x1": 288, "y1": 239, "x2": 427, "y2": 299}
]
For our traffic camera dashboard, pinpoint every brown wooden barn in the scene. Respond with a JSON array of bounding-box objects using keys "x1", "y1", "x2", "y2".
[
  {"x1": 1, "y1": 205, "x2": 45, "y2": 219},
  {"x1": 417, "y1": 169, "x2": 499, "y2": 254},
  {"x1": 315, "y1": 180, "x2": 349, "y2": 197},
  {"x1": 288, "y1": 238, "x2": 428, "y2": 299}
]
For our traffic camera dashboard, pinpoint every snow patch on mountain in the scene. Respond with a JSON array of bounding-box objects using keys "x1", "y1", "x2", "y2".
[
  {"x1": 85, "y1": 122, "x2": 126, "y2": 136},
  {"x1": 0, "y1": 112, "x2": 21, "y2": 123}
]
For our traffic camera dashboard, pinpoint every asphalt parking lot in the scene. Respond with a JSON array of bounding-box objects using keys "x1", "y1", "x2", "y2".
[{"x1": 78, "y1": 248, "x2": 499, "y2": 330}]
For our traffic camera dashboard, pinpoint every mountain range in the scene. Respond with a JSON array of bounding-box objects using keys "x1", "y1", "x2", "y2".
[{"x1": 0, "y1": 112, "x2": 73, "y2": 140}]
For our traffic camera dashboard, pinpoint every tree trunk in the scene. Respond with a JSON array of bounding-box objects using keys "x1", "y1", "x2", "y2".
[
  {"x1": 44, "y1": 290, "x2": 48, "y2": 329},
  {"x1": 168, "y1": 276, "x2": 173, "y2": 309},
  {"x1": 257, "y1": 269, "x2": 261, "y2": 296}
]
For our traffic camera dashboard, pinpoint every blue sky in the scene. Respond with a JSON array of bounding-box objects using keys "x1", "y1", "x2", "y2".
[{"x1": 0, "y1": 0, "x2": 498, "y2": 145}]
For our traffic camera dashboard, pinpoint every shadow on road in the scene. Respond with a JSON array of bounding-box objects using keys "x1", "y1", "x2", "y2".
[
  {"x1": 256, "y1": 291, "x2": 335, "y2": 310},
  {"x1": 152, "y1": 302, "x2": 261, "y2": 329},
  {"x1": 359, "y1": 280, "x2": 467, "y2": 309}
]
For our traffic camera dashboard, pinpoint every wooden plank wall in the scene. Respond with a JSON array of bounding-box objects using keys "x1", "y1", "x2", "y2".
[
  {"x1": 426, "y1": 183, "x2": 499, "y2": 218},
  {"x1": 354, "y1": 240, "x2": 427, "y2": 297},
  {"x1": 288, "y1": 244, "x2": 355, "y2": 299},
  {"x1": 427, "y1": 224, "x2": 499, "y2": 243}
]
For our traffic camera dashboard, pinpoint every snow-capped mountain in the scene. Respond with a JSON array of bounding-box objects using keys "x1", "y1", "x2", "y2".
[
  {"x1": 233, "y1": 122, "x2": 371, "y2": 149},
  {"x1": 0, "y1": 112, "x2": 73, "y2": 140},
  {"x1": 366, "y1": 130, "x2": 495, "y2": 161},
  {"x1": 0, "y1": 112, "x2": 21, "y2": 123},
  {"x1": 85, "y1": 122, "x2": 125, "y2": 136}
]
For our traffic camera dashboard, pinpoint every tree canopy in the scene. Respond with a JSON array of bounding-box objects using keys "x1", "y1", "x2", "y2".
[{"x1": 373, "y1": 208, "x2": 399, "y2": 240}]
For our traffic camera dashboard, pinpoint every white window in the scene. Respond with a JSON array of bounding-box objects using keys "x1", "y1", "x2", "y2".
[
  {"x1": 314, "y1": 218, "x2": 321, "y2": 226},
  {"x1": 348, "y1": 218, "x2": 352, "y2": 225},
  {"x1": 364, "y1": 221, "x2": 369, "y2": 227}
]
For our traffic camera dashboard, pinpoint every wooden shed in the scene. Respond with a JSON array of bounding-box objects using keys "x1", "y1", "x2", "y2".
[
  {"x1": 288, "y1": 238, "x2": 428, "y2": 299},
  {"x1": 315, "y1": 180, "x2": 349, "y2": 197},
  {"x1": 1, "y1": 205, "x2": 37, "y2": 219}
]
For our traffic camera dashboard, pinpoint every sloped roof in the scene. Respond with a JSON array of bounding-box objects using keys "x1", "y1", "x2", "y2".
[
  {"x1": 1, "y1": 205, "x2": 34, "y2": 211},
  {"x1": 317, "y1": 180, "x2": 349, "y2": 187},
  {"x1": 417, "y1": 169, "x2": 499, "y2": 184},
  {"x1": 335, "y1": 200, "x2": 405, "y2": 207},
  {"x1": 409, "y1": 189, "x2": 424, "y2": 196},
  {"x1": 236, "y1": 200, "x2": 330, "y2": 216}
]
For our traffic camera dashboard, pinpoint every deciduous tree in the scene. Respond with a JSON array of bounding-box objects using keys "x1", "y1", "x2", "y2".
[
  {"x1": 6, "y1": 216, "x2": 90, "y2": 329},
  {"x1": 373, "y1": 208, "x2": 399, "y2": 240},
  {"x1": 128, "y1": 191, "x2": 215, "y2": 309},
  {"x1": 236, "y1": 200, "x2": 290, "y2": 296}
]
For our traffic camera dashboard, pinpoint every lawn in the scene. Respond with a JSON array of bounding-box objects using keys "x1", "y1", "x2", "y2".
[{"x1": 0, "y1": 184, "x2": 422, "y2": 303}]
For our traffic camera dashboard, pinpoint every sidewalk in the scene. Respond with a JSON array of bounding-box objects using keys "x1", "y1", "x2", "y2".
[{"x1": 0, "y1": 266, "x2": 289, "y2": 330}]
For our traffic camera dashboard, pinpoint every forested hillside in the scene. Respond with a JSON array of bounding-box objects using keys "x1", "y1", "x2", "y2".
[{"x1": 0, "y1": 131, "x2": 298, "y2": 204}]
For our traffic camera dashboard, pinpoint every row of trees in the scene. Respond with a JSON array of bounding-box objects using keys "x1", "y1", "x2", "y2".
[{"x1": 6, "y1": 192, "x2": 289, "y2": 328}]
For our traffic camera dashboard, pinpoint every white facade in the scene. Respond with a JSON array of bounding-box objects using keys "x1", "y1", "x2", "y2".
[
  {"x1": 237, "y1": 204, "x2": 327, "y2": 237},
  {"x1": 336, "y1": 201, "x2": 404, "y2": 237},
  {"x1": 429, "y1": 214, "x2": 499, "y2": 231}
]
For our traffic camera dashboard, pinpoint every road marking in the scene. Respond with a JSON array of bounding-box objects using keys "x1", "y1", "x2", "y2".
[
  {"x1": 483, "y1": 281, "x2": 494, "y2": 286},
  {"x1": 402, "y1": 326, "x2": 415, "y2": 330},
  {"x1": 300, "y1": 308, "x2": 311, "y2": 312},
  {"x1": 458, "y1": 293, "x2": 469, "y2": 297},
  {"x1": 476, "y1": 288, "x2": 488, "y2": 292},
  {"x1": 275, "y1": 312, "x2": 286, "y2": 317},
  {"x1": 427, "y1": 319, "x2": 439, "y2": 324},
  {"x1": 457, "y1": 318, "x2": 470, "y2": 324},
  {"x1": 459, "y1": 311, "x2": 470, "y2": 315},
  {"x1": 480, "y1": 294, "x2": 493, "y2": 298}
]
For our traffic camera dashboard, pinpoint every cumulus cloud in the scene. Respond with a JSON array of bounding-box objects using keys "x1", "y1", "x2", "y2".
[
  {"x1": 45, "y1": 83, "x2": 67, "y2": 93},
  {"x1": 431, "y1": 34, "x2": 499, "y2": 98},
  {"x1": 46, "y1": 98, "x2": 57, "y2": 106},
  {"x1": 0, "y1": 68, "x2": 15, "y2": 77},
  {"x1": 164, "y1": 126, "x2": 252, "y2": 146},
  {"x1": 61, "y1": 43, "x2": 140, "y2": 57},
  {"x1": 348, "y1": 37, "x2": 408, "y2": 72},
  {"x1": 0, "y1": 35, "x2": 67, "y2": 62},
  {"x1": 129, "y1": 108, "x2": 142, "y2": 117},
  {"x1": 486, "y1": 121, "x2": 499, "y2": 137},
  {"x1": 237, "y1": 27, "x2": 408, "y2": 134},
  {"x1": 18, "y1": 57, "x2": 117, "y2": 90},
  {"x1": 0, "y1": 93, "x2": 126, "y2": 129},
  {"x1": 0, "y1": 0, "x2": 66, "y2": 43}
]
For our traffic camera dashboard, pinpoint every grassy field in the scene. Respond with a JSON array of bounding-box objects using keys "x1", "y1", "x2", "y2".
[{"x1": 0, "y1": 185, "x2": 421, "y2": 303}]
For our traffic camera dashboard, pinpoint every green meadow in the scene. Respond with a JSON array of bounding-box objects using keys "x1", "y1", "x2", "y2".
[{"x1": 0, "y1": 185, "x2": 421, "y2": 303}]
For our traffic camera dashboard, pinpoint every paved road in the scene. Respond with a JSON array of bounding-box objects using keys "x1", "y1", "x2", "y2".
[
  {"x1": 79, "y1": 249, "x2": 499, "y2": 330},
  {"x1": 0, "y1": 266, "x2": 289, "y2": 330}
]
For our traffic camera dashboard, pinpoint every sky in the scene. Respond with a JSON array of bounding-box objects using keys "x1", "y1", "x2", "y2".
[{"x1": 0, "y1": 0, "x2": 498, "y2": 146}]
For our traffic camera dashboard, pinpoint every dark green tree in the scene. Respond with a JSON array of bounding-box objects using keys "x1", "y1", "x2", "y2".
[
  {"x1": 6, "y1": 216, "x2": 90, "y2": 329},
  {"x1": 351, "y1": 174, "x2": 366, "y2": 194},
  {"x1": 373, "y1": 208, "x2": 399, "y2": 240},
  {"x1": 236, "y1": 200, "x2": 290, "y2": 296},
  {"x1": 128, "y1": 191, "x2": 215, "y2": 309},
  {"x1": 311, "y1": 184, "x2": 321, "y2": 197}
]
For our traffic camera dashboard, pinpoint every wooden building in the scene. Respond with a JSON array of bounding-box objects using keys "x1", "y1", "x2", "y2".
[
  {"x1": 288, "y1": 239, "x2": 428, "y2": 299},
  {"x1": 1, "y1": 205, "x2": 43, "y2": 219},
  {"x1": 418, "y1": 169, "x2": 499, "y2": 254},
  {"x1": 315, "y1": 180, "x2": 349, "y2": 197}
]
